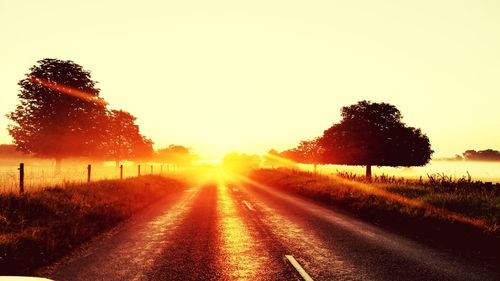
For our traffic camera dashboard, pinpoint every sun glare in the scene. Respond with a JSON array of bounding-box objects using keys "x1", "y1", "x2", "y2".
[{"x1": 215, "y1": 171, "x2": 268, "y2": 279}]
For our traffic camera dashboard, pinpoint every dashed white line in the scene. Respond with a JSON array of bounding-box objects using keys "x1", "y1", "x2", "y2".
[
  {"x1": 242, "y1": 200, "x2": 254, "y2": 211},
  {"x1": 285, "y1": 255, "x2": 315, "y2": 281}
]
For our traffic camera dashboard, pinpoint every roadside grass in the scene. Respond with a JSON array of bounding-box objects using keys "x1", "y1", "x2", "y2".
[
  {"x1": 250, "y1": 168, "x2": 499, "y2": 262},
  {"x1": 0, "y1": 175, "x2": 186, "y2": 275},
  {"x1": 335, "y1": 171, "x2": 500, "y2": 228},
  {"x1": 385, "y1": 185, "x2": 499, "y2": 225}
]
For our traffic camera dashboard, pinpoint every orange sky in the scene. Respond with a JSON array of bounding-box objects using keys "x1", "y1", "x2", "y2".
[{"x1": 0, "y1": 1, "x2": 499, "y2": 159}]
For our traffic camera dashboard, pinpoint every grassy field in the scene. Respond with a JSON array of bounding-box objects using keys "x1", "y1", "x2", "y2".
[
  {"x1": 0, "y1": 175, "x2": 186, "y2": 275},
  {"x1": 250, "y1": 168, "x2": 499, "y2": 260}
]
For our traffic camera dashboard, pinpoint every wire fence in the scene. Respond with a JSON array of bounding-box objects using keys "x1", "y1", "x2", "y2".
[{"x1": 0, "y1": 162, "x2": 179, "y2": 194}]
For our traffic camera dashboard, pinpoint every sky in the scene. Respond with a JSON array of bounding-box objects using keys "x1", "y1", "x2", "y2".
[{"x1": 0, "y1": 0, "x2": 499, "y2": 159}]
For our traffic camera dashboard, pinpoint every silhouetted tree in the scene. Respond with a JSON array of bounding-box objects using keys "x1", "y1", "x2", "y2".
[
  {"x1": 320, "y1": 101, "x2": 433, "y2": 179},
  {"x1": 102, "y1": 109, "x2": 153, "y2": 166},
  {"x1": 463, "y1": 149, "x2": 500, "y2": 161},
  {"x1": 7, "y1": 58, "x2": 108, "y2": 172},
  {"x1": 281, "y1": 138, "x2": 323, "y2": 173}
]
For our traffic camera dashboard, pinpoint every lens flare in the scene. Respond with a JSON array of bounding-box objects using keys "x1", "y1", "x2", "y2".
[{"x1": 29, "y1": 76, "x2": 108, "y2": 105}]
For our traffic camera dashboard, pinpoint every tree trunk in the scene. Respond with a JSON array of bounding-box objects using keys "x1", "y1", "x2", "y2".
[
  {"x1": 366, "y1": 164, "x2": 372, "y2": 181},
  {"x1": 55, "y1": 158, "x2": 62, "y2": 175},
  {"x1": 115, "y1": 160, "x2": 120, "y2": 168},
  {"x1": 313, "y1": 163, "x2": 317, "y2": 175}
]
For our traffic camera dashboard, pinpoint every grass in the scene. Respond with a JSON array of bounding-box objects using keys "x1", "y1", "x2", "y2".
[
  {"x1": 334, "y1": 171, "x2": 500, "y2": 227},
  {"x1": 0, "y1": 175, "x2": 186, "y2": 275},
  {"x1": 250, "y1": 168, "x2": 500, "y2": 263}
]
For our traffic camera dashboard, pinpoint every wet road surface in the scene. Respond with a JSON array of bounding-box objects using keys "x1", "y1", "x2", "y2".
[{"x1": 44, "y1": 173, "x2": 498, "y2": 281}]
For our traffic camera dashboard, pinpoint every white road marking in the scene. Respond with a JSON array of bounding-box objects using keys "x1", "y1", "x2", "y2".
[
  {"x1": 285, "y1": 255, "x2": 315, "y2": 281},
  {"x1": 242, "y1": 200, "x2": 254, "y2": 211}
]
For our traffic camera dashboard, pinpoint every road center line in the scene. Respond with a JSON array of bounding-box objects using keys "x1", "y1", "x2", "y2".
[
  {"x1": 242, "y1": 200, "x2": 254, "y2": 211},
  {"x1": 285, "y1": 255, "x2": 315, "y2": 281}
]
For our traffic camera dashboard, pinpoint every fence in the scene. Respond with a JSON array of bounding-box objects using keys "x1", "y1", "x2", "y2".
[{"x1": 0, "y1": 162, "x2": 180, "y2": 194}]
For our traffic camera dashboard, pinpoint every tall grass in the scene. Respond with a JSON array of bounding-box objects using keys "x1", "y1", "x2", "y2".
[
  {"x1": 298, "y1": 160, "x2": 500, "y2": 184},
  {"x1": 333, "y1": 170, "x2": 500, "y2": 227}
]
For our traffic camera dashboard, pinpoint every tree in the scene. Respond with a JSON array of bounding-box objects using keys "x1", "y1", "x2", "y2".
[
  {"x1": 463, "y1": 149, "x2": 500, "y2": 161},
  {"x1": 281, "y1": 138, "x2": 323, "y2": 173},
  {"x1": 319, "y1": 100, "x2": 433, "y2": 179},
  {"x1": 101, "y1": 109, "x2": 154, "y2": 166},
  {"x1": 156, "y1": 145, "x2": 197, "y2": 167},
  {"x1": 7, "y1": 58, "x2": 108, "y2": 172},
  {"x1": 131, "y1": 136, "x2": 154, "y2": 161}
]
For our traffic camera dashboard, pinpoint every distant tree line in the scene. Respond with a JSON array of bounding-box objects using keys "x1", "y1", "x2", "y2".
[
  {"x1": 5, "y1": 58, "x2": 196, "y2": 170},
  {"x1": 222, "y1": 152, "x2": 261, "y2": 174},
  {"x1": 276, "y1": 101, "x2": 433, "y2": 179},
  {"x1": 155, "y1": 144, "x2": 198, "y2": 167},
  {"x1": 463, "y1": 149, "x2": 500, "y2": 161},
  {"x1": 0, "y1": 144, "x2": 26, "y2": 159}
]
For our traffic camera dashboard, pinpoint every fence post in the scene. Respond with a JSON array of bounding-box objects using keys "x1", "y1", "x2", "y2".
[
  {"x1": 19, "y1": 163, "x2": 24, "y2": 193},
  {"x1": 87, "y1": 164, "x2": 91, "y2": 183},
  {"x1": 151, "y1": 165, "x2": 153, "y2": 174},
  {"x1": 138, "y1": 165, "x2": 141, "y2": 177},
  {"x1": 120, "y1": 164, "x2": 123, "y2": 180}
]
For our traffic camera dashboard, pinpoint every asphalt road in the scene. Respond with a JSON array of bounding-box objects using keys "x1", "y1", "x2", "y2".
[{"x1": 43, "y1": 173, "x2": 498, "y2": 281}]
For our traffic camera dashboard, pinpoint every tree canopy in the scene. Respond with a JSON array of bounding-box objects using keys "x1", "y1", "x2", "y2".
[
  {"x1": 320, "y1": 101, "x2": 432, "y2": 170},
  {"x1": 7, "y1": 58, "x2": 154, "y2": 168},
  {"x1": 280, "y1": 100, "x2": 433, "y2": 178},
  {"x1": 8, "y1": 59, "x2": 107, "y2": 163},
  {"x1": 101, "y1": 109, "x2": 154, "y2": 165}
]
